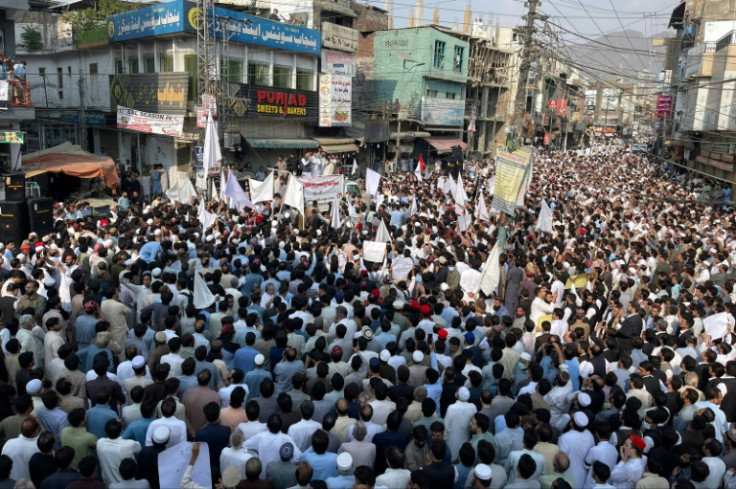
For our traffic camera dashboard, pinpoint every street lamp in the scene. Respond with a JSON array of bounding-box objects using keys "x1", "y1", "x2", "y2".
[{"x1": 393, "y1": 54, "x2": 425, "y2": 172}]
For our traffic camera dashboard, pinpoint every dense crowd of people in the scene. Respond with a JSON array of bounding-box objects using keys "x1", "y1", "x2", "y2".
[{"x1": 0, "y1": 148, "x2": 734, "y2": 489}]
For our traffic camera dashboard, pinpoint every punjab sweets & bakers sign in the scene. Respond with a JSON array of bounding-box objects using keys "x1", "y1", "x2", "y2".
[{"x1": 239, "y1": 85, "x2": 317, "y2": 121}]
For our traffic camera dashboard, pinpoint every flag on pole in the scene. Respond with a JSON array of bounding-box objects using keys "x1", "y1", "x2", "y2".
[
  {"x1": 413, "y1": 160, "x2": 422, "y2": 182},
  {"x1": 410, "y1": 196, "x2": 417, "y2": 215},
  {"x1": 477, "y1": 193, "x2": 490, "y2": 221},
  {"x1": 454, "y1": 173, "x2": 468, "y2": 207},
  {"x1": 203, "y1": 110, "x2": 221, "y2": 177},
  {"x1": 330, "y1": 195, "x2": 343, "y2": 230},
  {"x1": 283, "y1": 173, "x2": 305, "y2": 217},
  {"x1": 418, "y1": 154, "x2": 426, "y2": 172},
  {"x1": 193, "y1": 272, "x2": 216, "y2": 309},
  {"x1": 248, "y1": 172, "x2": 274, "y2": 204},
  {"x1": 365, "y1": 168, "x2": 381, "y2": 196},
  {"x1": 351, "y1": 158, "x2": 358, "y2": 175},
  {"x1": 535, "y1": 200, "x2": 554, "y2": 234},
  {"x1": 224, "y1": 169, "x2": 253, "y2": 211},
  {"x1": 375, "y1": 220, "x2": 392, "y2": 243},
  {"x1": 219, "y1": 169, "x2": 227, "y2": 203}
]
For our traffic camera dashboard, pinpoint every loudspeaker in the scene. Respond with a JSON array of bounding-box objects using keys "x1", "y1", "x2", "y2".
[
  {"x1": 2, "y1": 173, "x2": 25, "y2": 202},
  {"x1": 0, "y1": 200, "x2": 29, "y2": 246},
  {"x1": 27, "y1": 198, "x2": 54, "y2": 237}
]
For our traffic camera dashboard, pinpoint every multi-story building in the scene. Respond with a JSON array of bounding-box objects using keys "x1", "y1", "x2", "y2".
[
  {"x1": 0, "y1": 0, "x2": 36, "y2": 171},
  {"x1": 372, "y1": 26, "x2": 469, "y2": 160},
  {"x1": 666, "y1": 0, "x2": 736, "y2": 186},
  {"x1": 20, "y1": 0, "x2": 324, "y2": 178}
]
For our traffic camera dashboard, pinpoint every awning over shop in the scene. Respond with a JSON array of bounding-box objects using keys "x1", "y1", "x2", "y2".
[
  {"x1": 389, "y1": 142, "x2": 414, "y2": 153},
  {"x1": 389, "y1": 131, "x2": 431, "y2": 140},
  {"x1": 313, "y1": 137, "x2": 356, "y2": 146},
  {"x1": 248, "y1": 139, "x2": 319, "y2": 149},
  {"x1": 22, "y1": 142, "x2": 119, "y2": 189},
  {"x1": 425, "y1": 137, "x2": 467, "y2": 151},
  {"x1": 322, "y1": 144, "x2": 359, "y2": 154}
]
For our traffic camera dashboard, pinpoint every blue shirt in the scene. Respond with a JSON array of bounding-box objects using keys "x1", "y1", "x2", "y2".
[
  {"x1": 233, "y1": 346, "x2": 259, "y2": 373},
  {"x1": 37, "y1": 407, "x2": 70, "y2": 445},
  {"x1": 122, "y1": 417, "x2": 155, "y2": 445},
  {"x1": 75, "y1": 315, "x2": 98, "y2": 350},
  {"x1": 301, "y1": 449, "x2": 338, "y2": 480},
  {"x1": 244, "y1": 369, "x2": 272, "y2": 401},
  {"x1": 86, "y1": 405, "x2": 118, "y2": 439},
  {"x1": 139, "y1": 241, "x2": 162, "y2": 263},
  {"x1": 424, "y1": 380, "x2": 443, "y2": 417},
  {"x1": 325, "y1": 474, "x2": 355, "y2": 489}
]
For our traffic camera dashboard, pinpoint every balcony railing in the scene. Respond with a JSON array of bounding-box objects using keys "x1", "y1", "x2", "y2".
[{"x1": 8, "y1": 81, "x2": 33, "y2": 108}]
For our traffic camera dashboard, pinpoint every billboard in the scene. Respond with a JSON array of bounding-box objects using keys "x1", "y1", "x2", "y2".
[
  {"x1": 117, "y1": 106, "x2": 184, "y2": 137},
  {"x1": 318, "y1": 74, "x2": 352, "y2": 127},
  {"x1": 321, "y1": 22, "x2": 358, "y2": 52},
  {"x1": 107, "y1": 0, "x2": 196, "y2": 42},
  {"x1": 321, "y1": 50, "x2": 355, "y2": 76},
  {"x1": 110, "y1": 73, "x2": 189, "y2": 114},
  {"x1": 238, "y1": 84, "x2": 317, "y2": 122},
  {"x1": 420, "y1": 97, "x2": 465, "y2": 127},
  {"x1": 214, "y1": 8, "x2": 320, "y2": 56}
]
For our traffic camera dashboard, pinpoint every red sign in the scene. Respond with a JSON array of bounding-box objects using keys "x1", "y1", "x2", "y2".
[
  {"x1": 557, "y1": 100, "x2": 568, "y2": 116},
  {"x1": 543, "y1": 133, "x2": 551, "y2": 146},
  {"x1": 238, "y1": 84, "x2": 317, "y2": 121},
  {"x1": 657, "y1": 94, "x2": 672, "y2": 117},
  {"x1": 547, "y1": 100, "x2": 558, "y2": 110}
]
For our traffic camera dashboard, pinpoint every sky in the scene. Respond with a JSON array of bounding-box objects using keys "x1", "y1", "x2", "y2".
[{"x1": 387, "y1": 0, "x2": 682, "y2": 39}]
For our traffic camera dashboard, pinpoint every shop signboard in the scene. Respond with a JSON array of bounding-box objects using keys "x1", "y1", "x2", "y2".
[
  {"x1": 238, "y1": 84, "x2": 317, "y2": 122},
  {"x1": 318, "y1": 74, "x2": 352, "y2": 127},
  {"x1": 117, "y1": 106, "x2": 184, "y2": 137}
]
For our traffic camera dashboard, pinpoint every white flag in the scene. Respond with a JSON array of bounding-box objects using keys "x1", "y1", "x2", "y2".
[
  {"x1": 224, "y1": 169, "x2": 253, "y2": 211},
  {"x1": 410, "y1": 196, "x2": 417, "y2": 215},
  {"x1": 477, "y1": 193, "x2": 490, "y2": 221},
  {"x1": 454, "y1": 173, "x2": 468, "y2": 208},
  {"x1": 535, "y1": 200, "x2": 554, "y2": 234},
  {"x1": 444, "y1": 174, "x2": 457, "y2": 194},
  {"x1": 219, "y1": 169, "x2": 227, "y2": 203},
  {"x1": 413, "y1": 161, "x2": 422, "y2": 182},
  {"x1": 248, "y1": 172, "x2": 274, "y2": 204},
  {"x1": 376, "y1": 219, "x2": 392, "y2": 243},
  {"x1": 203, "y1": 111, "x2": 221, "y2": 177},
  {"x1": 477, "y1": 239, "x2": 502, "y2": 296},
  {"x1": 366, "y1": 168, "x2": 381, "y2": 196},
  {"x1": 330, "y1": 195, "x2": 343, "y2": 230},
  {"x1": 352, "y1": 158, "x2": 358, "y2": 175},
  {"x1": 283, "y1": 174, "x2": 305, "y2": 216},
  {"x1": 193, "y1": 271, "x2": 216, "y2": 309}
]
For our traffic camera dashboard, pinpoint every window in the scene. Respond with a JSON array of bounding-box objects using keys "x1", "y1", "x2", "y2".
[
  {"x1": 128, "y1": 57, "x2": 139, "y2": 74},
  {"x1": 433, "y1": 40, "x2": 445, "y2": 69},
  {"x1": 226, "y1": 58, "x2": 243, "y2": 84},
  {"x1": 114, "y1": 58, "x2": 123, "y2": 74},
  {"x1": 446, "y1": 92, "x2": 456, "y2": 99},
  {"x1": 67, "y1": 66, "x2": 72, "y2": 76},
  {"x1": 184, "y1": 54, "x2": 197, "y2": 101},
  {"x1": 248, "y1": 61, "x2": 270, "y2": 86},
  {"x1": 296, "y1": 68, "x2": 314, "y2": 91},
  {"x1": 273, "y1": 65, "x2": 292, "y2": 89},
  {"x1": 89, "y1": 63, "x2": 98, "y2": 75},
  {"x1": 453, "y1": 46, "x2": 464, "y2": 72},
  {"x1": 56, "y1": 67, "x2": 63, "y2": 99},
  {"x1": 143, "y1": 55, "x2": 155, "y2": 73},
  {"x1": 426, "y1": 89, "x2": 437, "y2": 98},
  {"x1": 160, "y1": 53, "x2": 174, "y2": 73},
  {"x1": 38, "y1": 67, "x2": 45, "y2": 77}
]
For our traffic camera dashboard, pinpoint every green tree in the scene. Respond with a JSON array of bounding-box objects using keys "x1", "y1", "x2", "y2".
[
  {"x1": 20, "y1": 26, "x2": 43, "y2": 51},
  {"x1": 63, "y1": 0, "x2": 140, "y2": 32}
]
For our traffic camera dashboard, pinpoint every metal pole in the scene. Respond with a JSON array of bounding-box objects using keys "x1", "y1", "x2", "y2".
[{"x1": 512, "y1": 0, "x2": 540, "y2": 145}]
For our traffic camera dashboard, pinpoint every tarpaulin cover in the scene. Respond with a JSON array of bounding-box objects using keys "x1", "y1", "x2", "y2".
[{"x1": 22, "y1": 142, "x2": 120, "y2": 189}]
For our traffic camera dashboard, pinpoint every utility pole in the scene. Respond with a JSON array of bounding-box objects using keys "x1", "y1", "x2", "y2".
[{"x1": 512, "y1": 0, "x2": 540, "y2": 146}]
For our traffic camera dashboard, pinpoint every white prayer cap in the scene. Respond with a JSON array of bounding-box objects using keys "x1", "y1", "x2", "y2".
[
  {"x1": 573, "y1": 411, "x2": 589, "y2": 428},
  {"x1": 475, "y1": 464, "x2": 492, "y2": 481},
  {"x1": 132, "y1": 356, "x2": 145, "y2": 369},
  {"x1": 577, "y1": 392, "x2": 591, "y2": 407},
  {"x1": 412, "y1": 351, "x2": 424, "y2": 363},
  {"x1": 457, "y1": 386, "x2": 470, "y2": 401},
  {"x1": 152, "y1": 426, "x2": 171, "y2": 444},
  {"x1": 254, "y1": 354, "x2": 265, "y2": 366},
  {"x1": 337, "y1": 452, "x2": 353, "y2": 471},
  {"x1": 26, "y1": 379, "x2": 42, "y2": 395}
]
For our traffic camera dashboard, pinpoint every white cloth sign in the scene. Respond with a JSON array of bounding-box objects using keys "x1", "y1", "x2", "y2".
[
  {"x1": 535, "y1": 200, "x2": 554, "y2": 234},
  {"x1": 159, "y1": 442, "x2": 212, "y2": 489},
  {"x1": 704, "y1": 312, "x2": 730, "y2": 341},
  {"x1": 391, "y1": 257, "x2": 414, "y2": 280},
  {"x1": 460, "y1": 269, "x2": 482, "y2": 295},
  {"x1": 363, "y1": 241, "x2": 387, "y2": 262},
  {"x1": 366, "y1": 168, "x2": 381, "y2": 196}
]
